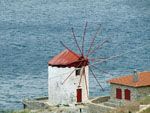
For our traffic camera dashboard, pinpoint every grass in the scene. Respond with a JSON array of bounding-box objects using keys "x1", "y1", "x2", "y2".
[
  {"x1": 138, "y1": 96, "x2": 150, "y2": 105},
  {"x1": 140, "y1": 107, "x2": 150, "y2": 113},
  {"x1": 114, "y1": 102, "x2": 139, "y2": 113},
  {"x1": 13, "y1": 109, "x2": 31, "y2": 113}
]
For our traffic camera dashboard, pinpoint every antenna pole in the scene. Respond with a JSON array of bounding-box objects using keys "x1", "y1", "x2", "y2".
[
  {"x1": 71, "y1": 28, "x2": 82, "y2": 55},
  {"x1": 82, "y1": 22, "x2": 88, "y2": 56},
  {"x1": 89, "y1": 67, "x2": 104, "y2": 91}
]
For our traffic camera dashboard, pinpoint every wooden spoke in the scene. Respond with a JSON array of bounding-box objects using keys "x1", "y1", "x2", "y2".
[
  {"x1": 89, "y1": 67, "x2": 104, "y2": 91},
  {"x1": 60, "y1": 41, "x2": 71, "y2": 51},
  {"x1": 71, "y1": 27, "x2": 82, "y2": 55},
  {"x1": 88, "y1": 57, "x2": 107, "y2": 62},
  {"x1": 62, "y1": 62, "x2": 83, "y2": 84},
  {"x1": 86, "y1": 25, "x2": 101, "y2": 57},
  {"x1": 62, "y1": 69, "x2": 76, "y2": 85},
  {"x1": 90, "y1": 64, "x2": 114, "y2": 76},
  {"x1": 88, "y1": 39, "x2": 109, "y2": 56},
  {"x1": 82, "y1": 21, "x2": 88, "y2": 56},
  {"x1": 92, "y1": 44, "x2": 149, "y2": 65},
  {"x1": 78, "y1": 67, "x2": 83, "y2": 87},
  {"x1": 84, "y1": 72, "x2": 89, "y2": 96}
]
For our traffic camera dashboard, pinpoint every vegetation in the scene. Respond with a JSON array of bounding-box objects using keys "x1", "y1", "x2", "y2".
[
  {"x1": 13, "y1": 109, "x2": 31, "y2": 113},
  {"x1": 0, "y1": 110, "x2": 14, "y2": 113},
  {"x1": 138, "y1": 96, "x2": 150, "y2": 105},
  {"x1": 0, "y1": 109, "x2": 31, "y2": 113},
  {"x1": 110, "y1": 102, "x2": 140, "y2": 113},
  {"x1": 2, "y1": 96, "x2": 150, "y2": 113},
  {"x1": 140, "y1": 107, "x2": 150, "y2": 113}
]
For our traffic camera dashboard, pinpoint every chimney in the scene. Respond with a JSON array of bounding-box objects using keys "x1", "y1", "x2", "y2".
[{"x1": 133, "y1": 69, "x2": 139, "y2": 82}]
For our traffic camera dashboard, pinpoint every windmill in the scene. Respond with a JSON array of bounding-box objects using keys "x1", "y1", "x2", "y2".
[
  {"x1": 59, "y1": 22, "x2": 112, "y2": 102},
  {"x1": 48, "y1": 22, "x2": 148, "y2": 105}
]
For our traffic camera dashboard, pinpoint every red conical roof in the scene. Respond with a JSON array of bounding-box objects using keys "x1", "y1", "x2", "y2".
[{"x1": 48, "y1": 49, "x2": 85, "y2": 68}]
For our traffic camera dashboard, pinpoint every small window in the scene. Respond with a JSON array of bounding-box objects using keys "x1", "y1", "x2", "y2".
[
  {"x1": 76, "y1": 68, "x2": 81, "y2": 76},
  {"x1": 116, "y1": 88, "x2": 122, "y2": 99},
  {"x1": 125, "y1": 89, "x2": 131, "y2": 100}
]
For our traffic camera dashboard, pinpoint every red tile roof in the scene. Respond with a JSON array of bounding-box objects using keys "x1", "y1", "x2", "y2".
[
  {"x1": 48, "y1": 49, "x2": 82, "y2": 67},
  {"x1": 108, "y1": 72, "x2": 150, "y2": 87}
]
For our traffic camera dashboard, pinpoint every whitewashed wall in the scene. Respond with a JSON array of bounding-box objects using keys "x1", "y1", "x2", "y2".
[{"x1": 48, "y1": 66, "x2": 89, "y2": 105}]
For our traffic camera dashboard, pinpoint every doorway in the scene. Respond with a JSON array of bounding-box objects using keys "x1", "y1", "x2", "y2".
[{"x1": 77, "y1": 88, "x2": 82, "y2": 102}]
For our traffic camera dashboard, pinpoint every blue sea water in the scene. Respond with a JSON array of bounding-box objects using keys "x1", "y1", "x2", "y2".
[{"x1": 0, "y1": 0, "x2": 150, "y2": 110}]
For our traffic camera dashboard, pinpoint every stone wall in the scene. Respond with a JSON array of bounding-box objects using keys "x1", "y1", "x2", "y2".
[
  {"x1": 137, "y1": 87, "x2": 150, "y2": 98},
  {"x1": 110, "y1": 84, "x2": 150, "y2": 106},
  {"x1": 87, "y1": 102, "x2": 115, "y2": 113},
  {"x1": 91, "y1": 96, "x2": 110, "y2": 104}
]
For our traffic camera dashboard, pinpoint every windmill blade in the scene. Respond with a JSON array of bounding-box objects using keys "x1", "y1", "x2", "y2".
[
  {"x1": 78, "y1": 66, "x2": 89, "y2": 96},
  {"x1": 62, "y1": 69, "x2": 76, "y2": 84},
  {"x1": 82, "y1": 21, "x2": 88, "y2": 56},
  {"x1": 89, "y1": 67, "x2": 104, "y2": 91},
  {"x1": 84, "y1": 70, "x2": 89, "y2": 96},
  {"x1": 60, "y1": 41, "x2": 71, "y2": 51},
  {"x1": 88, "y1": 57, "x2": 107, "y2": 62},
  {"x1": 92, "y1": 44, "x2": 149, "y2": 65},
  {"x1": 62, "y1": 62, "x2": 83, "y2": 84},
  {"x1": 71, "y1": 27, "x2": 82, "y2": 55},
  {"x1": 90, "y1": 64, "x2": 114, "y2": 76},
  {"x1": 88, "y1": 39, "x2": 109, "y2": 56},
  {"x1": 78, "y1": 67, "x2": 83, "y2": 87},
  {"x1": 86, "y1": 25, "x2": 101, "y2": 57}
]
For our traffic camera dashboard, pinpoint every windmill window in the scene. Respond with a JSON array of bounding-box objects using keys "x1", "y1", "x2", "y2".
[{"x1": 76, "y1": 68, "x2": 81, "y2": 76}]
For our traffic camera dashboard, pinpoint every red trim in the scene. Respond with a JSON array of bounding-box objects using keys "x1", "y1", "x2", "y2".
[{"x1": 49, "y1": 60, "x2": 88, "y2": 68}]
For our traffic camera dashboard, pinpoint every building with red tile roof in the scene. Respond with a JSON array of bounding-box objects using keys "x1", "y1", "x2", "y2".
[
  {"x1": 108, "y1": 71, "x2": 150, "y2": 87},
  {"x1": 107, "y1": 71, "x2": 150, "y2": 106}
]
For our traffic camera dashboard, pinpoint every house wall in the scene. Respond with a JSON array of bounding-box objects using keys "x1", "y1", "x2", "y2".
[
  {"x1": 48, "y1": 66, "x2": 89, "y2": 105},
  {"x1": 110, "y1": 84, "x2": 150, "y2": 106},
  {"x1": 136, "y1": 87, "x2": 150, "y2": 98}
]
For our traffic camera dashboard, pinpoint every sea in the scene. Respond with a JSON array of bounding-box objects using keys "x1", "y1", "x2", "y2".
[{"x1": 0, "y1": 0, "x2": 150, "y2": 110}]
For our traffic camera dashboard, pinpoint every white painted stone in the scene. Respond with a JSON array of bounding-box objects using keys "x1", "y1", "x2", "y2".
[{"x1": 48, "y1": 66, "x2": 89, "y2": 105}]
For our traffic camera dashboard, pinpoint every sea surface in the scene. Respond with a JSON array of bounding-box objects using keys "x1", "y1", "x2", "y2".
[{"x1": 0, "y1": 0, "x2": 150, "y2": 110}]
